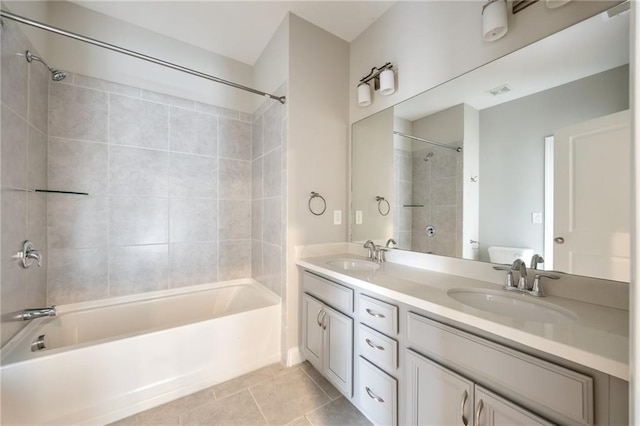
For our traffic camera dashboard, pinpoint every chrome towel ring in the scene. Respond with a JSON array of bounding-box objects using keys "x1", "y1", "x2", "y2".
[
  {"x1": 308, "y1": 191, "x2": 327, "y2": 216},
  {"x1": 376, "y1": 196, "x2": 390, "y2": 216}
]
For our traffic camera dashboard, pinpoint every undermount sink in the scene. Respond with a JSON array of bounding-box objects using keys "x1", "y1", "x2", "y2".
[
  {"x1": 327, "y1": 258, "x2": 380, "y2": 273},
  {"x1": 447, "y1": 288, "x2": 577, "y2": 324}
]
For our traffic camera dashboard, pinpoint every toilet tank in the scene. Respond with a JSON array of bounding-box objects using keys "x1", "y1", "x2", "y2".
[{"x1": 488, "y1": 246, "x2": 535, "y2": 266}]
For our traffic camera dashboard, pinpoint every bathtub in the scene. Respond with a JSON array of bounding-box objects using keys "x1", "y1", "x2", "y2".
[{"x1": 1, "y1": 279, "x2": 281, "y2": 425}]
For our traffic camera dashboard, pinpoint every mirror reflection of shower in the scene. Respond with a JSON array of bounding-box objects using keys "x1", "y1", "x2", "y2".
[
  {"x1": 25, "y1": 50, "x2": 67, "y2": 81},
  {"x1": 423, "y1": 152, "x2": 434, "y2": 162}
]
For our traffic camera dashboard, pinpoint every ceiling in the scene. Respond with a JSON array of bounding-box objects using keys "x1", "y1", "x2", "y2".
[
  {"x1": 71, "y1": 1, "x2": 396, "y2": 65},
  {"x1": 394, "y1": 7, "x2": 630, "y2": 121}
]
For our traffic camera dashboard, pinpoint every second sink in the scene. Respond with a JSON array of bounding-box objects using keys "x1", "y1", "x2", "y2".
[
  {"x1": 447, "y1": 288, "x2": 577, "y2": 324},
  {"x1": 327, "y1": 258, "x2": 380, "y2": 273}
]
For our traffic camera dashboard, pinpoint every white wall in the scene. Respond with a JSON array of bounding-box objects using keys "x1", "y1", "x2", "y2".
[
  {"x1": 349, "y1": 1, "x2": 616, "y2": 124},
  {"x1": 253, "y1": 17, "x2": 290, "y2": 112},
  {"x1": 286, "y1": 14, "x2": 350, "y2": 363},
  {"x1": 4, "y1": 1, "x2": 256, "y2": 112}
]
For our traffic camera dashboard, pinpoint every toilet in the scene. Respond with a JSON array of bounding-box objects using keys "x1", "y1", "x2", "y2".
[{"x1": 488, "y1": 246, "x2": 536, "y2": 266}]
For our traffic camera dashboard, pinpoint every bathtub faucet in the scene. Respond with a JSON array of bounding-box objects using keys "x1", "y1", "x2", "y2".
[{"x1": 20, "y1": 306, "x2": 56, "y2": 321}]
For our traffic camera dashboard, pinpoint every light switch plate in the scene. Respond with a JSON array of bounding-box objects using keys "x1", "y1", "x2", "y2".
[
  {"x1": 532, "y1": 212, "x2": 542, "y2": 224},
  {"x1": 333, "y1": 210, "x2": 342, "y2": 225},
  {"x1": 355, "y1": 210, "x2": 363, "y2": 225}
]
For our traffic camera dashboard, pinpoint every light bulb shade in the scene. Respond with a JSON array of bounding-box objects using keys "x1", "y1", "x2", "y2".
[
  {"x1": 379, "y1": 68, "x2": 395, "y2": 96},
  {"x1": 357, "y1": 82, "x2": 372, "y2": 107},
  {"x1": 482, "y1": 0, "x2": 508, "y2": 42}
]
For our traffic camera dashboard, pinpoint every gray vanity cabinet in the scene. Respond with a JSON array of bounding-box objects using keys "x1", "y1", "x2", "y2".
[
  {"x1": 302, "y1": 272, "x2": 354, "y2": 397},
  {"x1": 407, "y1": 349, "x2": 554, "y2": 426}
]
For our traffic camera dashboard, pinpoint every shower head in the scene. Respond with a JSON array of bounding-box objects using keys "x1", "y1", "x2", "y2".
[{"x1": 25, "y1": 50, "x2": 66, "y2": 82}]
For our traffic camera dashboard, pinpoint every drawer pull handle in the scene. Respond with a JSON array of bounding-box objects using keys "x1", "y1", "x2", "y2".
[
  {"x1": 316, "y1": 309, "x2": 323, "y2": 327},
  {"x1": 365, "y1": 338, "x2": 385, "y2": 351},
  {"x1": 365, "y1": 387, "x2": 384, "y2": 403},
  {"x1": 365, "y1": 308, "x2": 385, "y2": 318},
  {"x1": 321, "y1": 311, "x2": 327, "y2": 330},
  {"x1": 460, "y1": 390, "x2": 468, "y2": 426},
  {"x1": 475, "y1": 399, "x2": 484, "y2": 426}
]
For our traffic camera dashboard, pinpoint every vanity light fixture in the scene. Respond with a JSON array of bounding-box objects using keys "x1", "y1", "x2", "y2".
[
  {"x1": 482, "y1": 0, "x2": 508, "y2": 42},
  {"x1": 357, "y1": 62, "x2": 395, "y2": 107}
]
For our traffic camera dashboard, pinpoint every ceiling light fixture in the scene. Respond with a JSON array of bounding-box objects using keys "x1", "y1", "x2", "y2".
[
  {"x1": 357, "y1": 62, "x2": 395, "y2": 107},
  {"x1": 482, "y1": 0, "x2": 509, "y2": 42}
]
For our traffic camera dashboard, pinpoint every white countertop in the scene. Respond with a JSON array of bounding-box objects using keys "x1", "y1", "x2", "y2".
[{"x1": 297, "y1": 254, "x2": 629, "y2": 380}]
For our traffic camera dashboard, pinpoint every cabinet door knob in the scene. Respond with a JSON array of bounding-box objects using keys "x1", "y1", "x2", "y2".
[
  {"x1": 460, "y1": 390, "x2": 468, "y2": 426},
  {"x1": 554, "y1": 237, "x2": 565, "y2": 244},
  {"x1": 475, "y1": 399, "x2": 484, "y2": 426}
]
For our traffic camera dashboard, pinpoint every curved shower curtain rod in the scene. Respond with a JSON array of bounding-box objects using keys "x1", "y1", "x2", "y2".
[{"x1": 0, "y1": 10, "x2": 286, "y2": 105}]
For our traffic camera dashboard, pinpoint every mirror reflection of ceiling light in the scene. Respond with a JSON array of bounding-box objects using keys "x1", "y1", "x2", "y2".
[{"x1": 487, "y1": 84, "x2": 512, "y2": 96}]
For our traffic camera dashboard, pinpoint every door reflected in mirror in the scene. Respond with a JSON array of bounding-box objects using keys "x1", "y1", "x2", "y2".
[{"x1": 350, "y1": 8, "x2": 630, "y2": 282}]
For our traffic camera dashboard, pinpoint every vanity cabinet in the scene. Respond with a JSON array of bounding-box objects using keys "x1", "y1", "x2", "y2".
[
  {"x1": 302, "y1": 273, "x2": 354, "y2": 397},
  {"x1": 406, "y1": 350, "x2": 553, "y2": 426}
]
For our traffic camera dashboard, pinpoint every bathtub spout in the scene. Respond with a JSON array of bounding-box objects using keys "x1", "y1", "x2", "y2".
[{"x1": 21, "y1": 306, "x2": 56, "y2": 321}]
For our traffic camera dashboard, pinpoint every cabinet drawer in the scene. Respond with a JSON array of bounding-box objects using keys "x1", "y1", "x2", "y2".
[
  {"x1": 358, "y1": 324, "x2": 398, "y2": 373},
  {"x1": 303, "y1": 271, "x2": 353, "y2": 313},
  {"x1": 358, "y1": 357, "x2": 397, "y2": 426},
  {"x1": 358, "y1": 294, "x2": 398, "y2": 335},
  {"x1": 407, "y1": 312, "x2": 593, "y2": 425}
]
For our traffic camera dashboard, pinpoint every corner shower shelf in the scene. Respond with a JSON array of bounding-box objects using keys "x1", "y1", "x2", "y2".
[{"x1": 12, "y1": 188, "x2": 89, "y2": 196}]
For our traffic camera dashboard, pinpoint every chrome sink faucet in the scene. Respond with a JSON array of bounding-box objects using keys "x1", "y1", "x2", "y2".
[
  {"x1": 363, "y1": 240, "x2": 376, "y2": 260},
  {"x1": 20, "y1": 306, "x2": 56, "y2": 321},
  {"x1": 530, "y1": 254, "x2": 544, "y2": 270},
  {"x1": 514, "y1": 259, "x2": 528, "y2": 291}
]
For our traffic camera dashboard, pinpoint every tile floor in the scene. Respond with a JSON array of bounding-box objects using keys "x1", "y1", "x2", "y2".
[{"x1": 110, "y1": 362, "x2": 372, "y2": 426}]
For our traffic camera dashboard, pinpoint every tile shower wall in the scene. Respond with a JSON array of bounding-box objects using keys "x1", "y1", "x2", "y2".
[
  {"x1": 251, "y1": 88, "x2": 287, "y2": 297},
  {"x1": 47, "y1": 73, "x2": 254, "y2": 305},
  {"x1": 410, "y1": 145, "x2": 463, "y2": 257},
  {"x1": 1, "y1": 22, "x2": 49, "y2": 344},
  {"x1": 393, "y1": 148, "x2": 413, "y2": 249}
]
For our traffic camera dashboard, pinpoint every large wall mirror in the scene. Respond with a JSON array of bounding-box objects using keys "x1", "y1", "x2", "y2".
[{"x1": 351, "y1": 7, "x2": 630, "y2": 282}]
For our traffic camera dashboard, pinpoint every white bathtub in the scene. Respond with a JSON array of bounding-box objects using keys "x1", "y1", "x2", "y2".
[{"x1": 1, "y1": 279, "x2": 281, "y2": 425}]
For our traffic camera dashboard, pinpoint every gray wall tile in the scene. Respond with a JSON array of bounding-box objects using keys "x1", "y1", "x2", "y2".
[
  {"x1": 48, "y1": 138, "x2": 107, "y2": 195},
  {"x1": 219, "y1": 117, "x2": 251, "y2": 160},
  {"x1": 1, "y1": 28, "x2": 28, "y2": 118},
  {"x1": 252, "y1": 200, "x2": 262, "y2": 242},
  {"x1": 48, "y1": 195, "x2": 108, "y2": 249},
  {"x1": 48, "y1": 248, "x2": 108, "y2": 304},
  {"x1": 252, "y1": 115, "x2": 264, "y2": 160},
  {"x1": 49, "y1": 84, "x2": 108, "y2": 142},
  {"x1": 74, "y1": 75, "x2": 141, "y2": 97},
  {"x1": 195, "y1": 102, "x2": 239, "y2": 119},
  {"x1": 252, "y1": 159, "x2": 263, "y2": 200},
  {"x1": 109, "y1": 95, "x2": 169, "y2": 149},
  {"x1": 1, "y1": 191, "x2": 27, "y2": 336},
  {"x1": 262, "y1": 243, "x2": 282, "y2": 296},
  {"x1": 251, "y1": 240, "x2": 262, "y2": 281},
  {"x1": 219, "y1": 199, "x2": 251, "y2": 240},
  {"x1": 28, "y1": 63, "x2": 49, "y2": 134},
  {"x1": 169, "y1": 242, "x2": 218, "y2": 288},
  {"x1": 263, "y1": 198, "x2": 281, "y2": 246},
  {"x1": 263, "y1": 103, "x2": 283, "y2": 153},
  {"x1": 110, "y1": 197, "x2": 168, "y2": 246},
  {"x1": 28, "y1": 127, "x2": 47, "y2": 190},
  {"x1": 109, "y1": 245, "x2": 169, "y2": 296},
  {"x1": 219, "y1": 159, "x2": 250, "y2": 199},
  {"x1": 2, "y1": 104, "x2": 28, "y2": 188},
  {"x1": 169, "y1": 107, "x2": 218, "y2": 156},
  {"x1": 169, "y1": 198, "x2": 217, "y2": 242},
  {"x1": 218, "y1": 240, "x2": 251, "y2": 281},
  {"x1": 263, "y1": 148, "x2": 281, "y2": 198},
  {"x1": 169, "y1": 153, "x2": 218, "y2": 198},
  {"x1": 109, "y1": 145, "x2": 168, "y2": 197},
  {"x1": 27, "y1": 193, "x2": 47, "y2": 250},
  {"x1": 141, "y1": 90, "x2": 194, "y2": 109}
]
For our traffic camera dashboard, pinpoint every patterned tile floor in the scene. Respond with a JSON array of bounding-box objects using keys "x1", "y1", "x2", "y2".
[{"x1": 110, "y1": 362, "x2": 372, "y2": 426}]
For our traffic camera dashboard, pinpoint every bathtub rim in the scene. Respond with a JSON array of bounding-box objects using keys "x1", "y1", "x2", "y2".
[{"x1": 1, "y1": 278, "x2": 280, "y2": 366}]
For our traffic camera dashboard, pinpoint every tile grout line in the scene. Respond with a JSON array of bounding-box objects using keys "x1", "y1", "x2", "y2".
[
  {"x1": 247, "y1": 387, "x2": 270, "y2": 425},
  {"x1": 299, "y1": 367, "x2": 335, "y2": 401}
]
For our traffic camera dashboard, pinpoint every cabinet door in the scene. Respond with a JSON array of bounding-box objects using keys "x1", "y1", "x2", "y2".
[
  {"x1": 302, "y1": 294, "x2": 324, "y2": 370},
  {"x1": 474, "y1": 386, "x2": 554, "y2": 426},
  {"x1": 406, "y1": 350, "x2": 474, "y2": 426},
  {"x1": 324, "y1": 304, "x2": 353, "y2": 397}
]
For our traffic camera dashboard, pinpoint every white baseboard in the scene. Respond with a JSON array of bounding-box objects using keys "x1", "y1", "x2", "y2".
[{"x1": 286, "y1": 347, "x2": 304, "y2": 366}]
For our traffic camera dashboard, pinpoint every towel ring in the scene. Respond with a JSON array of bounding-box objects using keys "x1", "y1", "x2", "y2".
[
  {"x1": 308, "y1": 192, "x2": 327, "y2": 216},
  {"x1": 376, "y1": 196, "x2": 390, "y2": 216}
]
